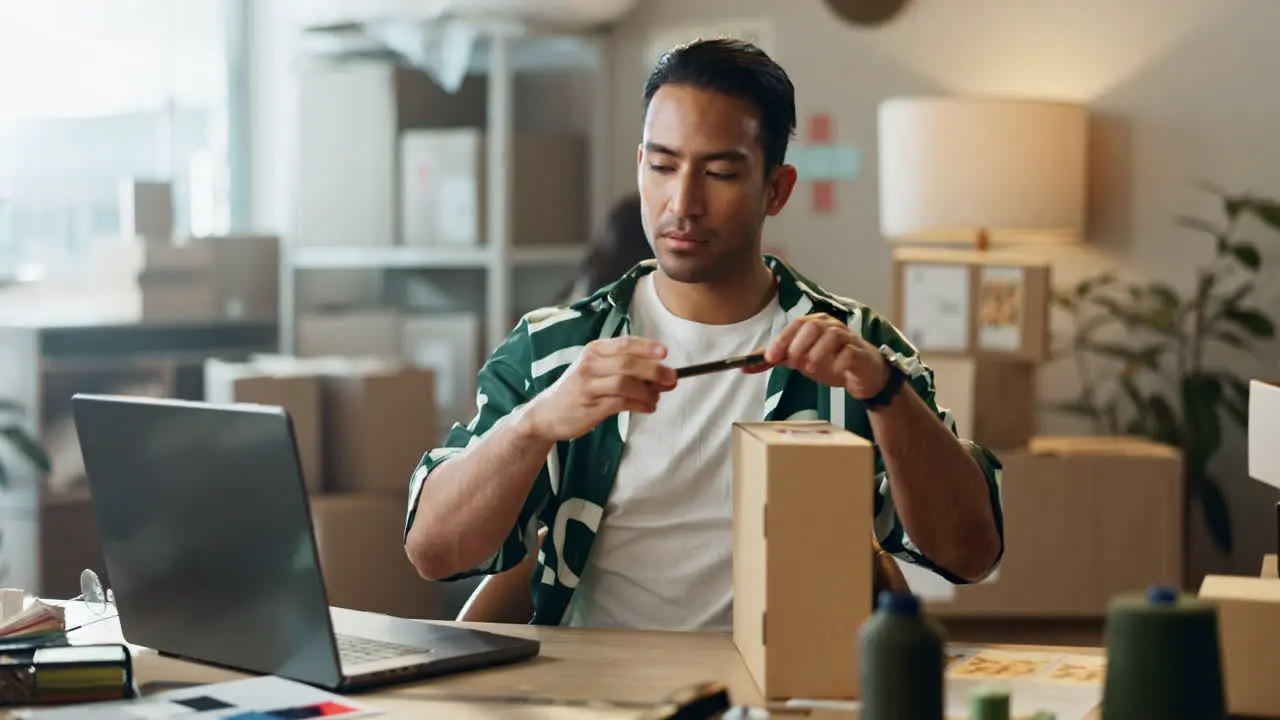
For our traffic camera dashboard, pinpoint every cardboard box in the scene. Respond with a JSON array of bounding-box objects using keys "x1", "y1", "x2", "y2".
[
  {"x1": 400, "y1": 128, "x2": 588, "y2": 247},
  {"x1": 926, "y1": 436, "x2": 1184, "y2": 618},
  {"x1": 297, "y1": 311, "x2": 404, "y2": 359},
  {"x1": 732, "y1": 421, "x2": 875, "y2": 700},
  {"x1": 1198, "y1": 575, "x2": 1280, "y2": 718},
  {"x1": 929, "y1": 355, "x2": 1035, "y2": 451},
  {"x1": 891, "y1": 247, "x2": 1051, "y2": 362},
  {"x1": 204, "y1": 358, "x2": 325, "y2": 492},
  {"x1": 138, "y1": 235, "x2": 279, "y2": 322},
  {"x1": 119, "y1": 179, "x2": 173, "y2": 242},
  {"x1": 310, "y1": 494, "x2": 461, "y2": 620},
  {"x1": 322, "y1": 364, "x2": 437, "y2": 495},
  {"x1": 1262, "y1": 554, "x2": 1277, "y2": 579}
]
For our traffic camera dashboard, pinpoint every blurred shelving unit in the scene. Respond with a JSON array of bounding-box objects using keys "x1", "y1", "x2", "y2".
[{"x1": 280, "y1": 1, "x2": 637, "y2": 355}]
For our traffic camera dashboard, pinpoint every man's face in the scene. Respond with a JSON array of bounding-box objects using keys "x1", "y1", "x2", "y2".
[{"x1": 637, "y1": 84, "x2": 795, "y2": 285}]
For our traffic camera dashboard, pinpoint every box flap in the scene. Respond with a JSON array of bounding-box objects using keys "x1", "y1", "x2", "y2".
[
  {"x1": 1200, "y1": 574, "x2": 1280, "y2": 603},
  {"x1": 1248, "y1": 380, "x2": 1280, "y2": 490},
  {"x1": 1028, "y1": 435, "x2": 1180, "y2": 460},
  {"x1": 734, "y1": 421, "x2": 871, "y2": 447}
]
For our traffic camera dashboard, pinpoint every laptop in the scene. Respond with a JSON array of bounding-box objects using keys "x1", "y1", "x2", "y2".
[{"x1": 70, "y1": 393, "x2": 540, "y2": 692}]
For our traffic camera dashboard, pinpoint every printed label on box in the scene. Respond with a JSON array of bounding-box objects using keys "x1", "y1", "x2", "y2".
[
  {"x1": 978, "y1": 266, "x2": 1024, "y2": 352},
  {"x1": 903, "y1": 263, "x2": 969, "y2": 352}
]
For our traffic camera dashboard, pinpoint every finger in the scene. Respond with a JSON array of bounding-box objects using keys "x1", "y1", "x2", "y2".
[
  {"x1": 805, "y1": 329, "x2": 850, "y2": 372},
  {"x1": 831, "y1": 344, "x2": 858, "y2": 377},
  {"x1": 785, "y1": 321, "x2": 824, "y2": 366},
  {"x1": 603, "y1": 395, "x2": 659, "y2": 416},
  {"x1": 595, "y1": 335, "x2": 667, "y2": 358},
  {"x1": 589, "y1": 374, "x2": 662, "y2": 406},
  {"x1": 765, "y1": 319, "x2": 804, "y2": 364},
  {"x1": 596, "y1": 354, "x2": 677, "y2": 386}
]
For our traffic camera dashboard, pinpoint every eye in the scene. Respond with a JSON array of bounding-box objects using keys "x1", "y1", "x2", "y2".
[
  {"x1": 707, "y1": 170, "x2": 738, "y2": 180},
  {"x1": 648, "y1": 164, "x2": 675, "y2": 174}
]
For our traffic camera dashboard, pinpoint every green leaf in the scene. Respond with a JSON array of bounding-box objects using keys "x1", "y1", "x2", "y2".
[
  {"x1": 1147, "y1": 395, "x2": 1182, "y2": 447},
  {"x1": 0, "y1": 461, "x2": 7, "y2": 489},
  {"x1": 1182, "y1": 373, "x2": 1223, "y2": 469},
  {"x1": 1194, "y1": 473, "x2": 1233, "y2": 554},
  {"x1": 1088, "y1": 295, "x2": 1180, "y2": 337},
  {"x1": 1231, "y1": 243, "x2": 1262, "y2": 270},
  {"x1": 1146, "y1": 282, "x2": 1181, "y2": 310},
  {"x1": 1175, "y1": 215, "x2": 1224, "y2": 237},
  {"x1": 1223, "y1": 374, "x2": 1251, "y2": 405},
  {"x1": 0, "y1": 426, "x2": 50, "y2": 475},
  {"x1": 1212, "y1": 330, "x2": 1250, "y2": 350},
  {"x1": 1249, "y1": 199, "x2": 1280, "y2": 232},
  {"x1": 1072, "y1": 270, "x2": 1116, "y2": 299},
  {"x1": 1223, "y1": 197, "x2": 1247, "y2": 221},
  {"x1": 1081, "y1": 340, "x2": 1165, "y2": 372},
  {"x1": 1223, "y1": 307, "x2": 1276, "y2": 338}
]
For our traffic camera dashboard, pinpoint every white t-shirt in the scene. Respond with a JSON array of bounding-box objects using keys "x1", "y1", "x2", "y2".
[{"x1": 566, "y1": 273, "x2": 785, "y2": 631}]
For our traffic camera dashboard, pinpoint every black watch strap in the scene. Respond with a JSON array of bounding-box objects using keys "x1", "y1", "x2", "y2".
[{"x1": 860, "y1": 354, "x2": 907, "y2": 408}]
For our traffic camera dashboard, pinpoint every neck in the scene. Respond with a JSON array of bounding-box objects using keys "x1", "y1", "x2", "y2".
[{"x1": 651, "y1": 258, "x2": 777, "y2": 325}]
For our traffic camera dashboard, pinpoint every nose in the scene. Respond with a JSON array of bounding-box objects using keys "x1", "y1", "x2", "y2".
[{"x1": 671, "y1": 169, "x2": 706, "y2": 219}]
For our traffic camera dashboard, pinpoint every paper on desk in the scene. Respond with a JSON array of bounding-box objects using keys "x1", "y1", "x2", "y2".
[
  {"x1": 0, "y1": 597, "x2": 64, "y2": 639},
  {"x1": 780, "y1": 645, "x2": 1102, "y2": 720},
  {"x1": 16, "y1": 675, "x2": 381, "y2": 719}
]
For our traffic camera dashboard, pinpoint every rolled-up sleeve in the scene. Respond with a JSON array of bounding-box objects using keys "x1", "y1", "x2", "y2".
[
  {"x1": 854, "y1": 308, "x2": 1006, "y2": 585},
  {"x1": 402, "y1": 318, "x2": 553, "y2": 581}
]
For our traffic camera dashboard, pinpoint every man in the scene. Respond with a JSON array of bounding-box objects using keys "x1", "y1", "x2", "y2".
[{"x1": 404, "y1": 38, "x2": 1004, "y2": 630}]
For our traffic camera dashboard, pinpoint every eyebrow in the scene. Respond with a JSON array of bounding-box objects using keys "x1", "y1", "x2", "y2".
[{"x1": 643, "y1": 141, "x2": 749, "y2": 164}]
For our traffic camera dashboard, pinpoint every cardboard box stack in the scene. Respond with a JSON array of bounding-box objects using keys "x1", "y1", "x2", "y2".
[
  {"x1": 203, "y1": 355, "x2": 455, "y2": 620},
  {"x1": 295, "y1": 310, "x2": 481, "y2": 440},
  {"x1": 891, "y1": 248, "x2": 1188, "y2": 628},
  {"x1": 890, "y1": 247, "x2": 1051, "y2": 452},
  {"x1": 731, "y1": 421, "x2": 876, "y2": 700},
  {"x1": 121, "y1": 179, "x2": 280, "y2": 323}
]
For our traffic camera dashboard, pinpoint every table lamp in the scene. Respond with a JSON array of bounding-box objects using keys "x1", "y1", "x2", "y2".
[
  {"x1": 875, "y1": 96, "x2": 1088, "y2": 454},
  {"x1": 877, "y1": 96, "x2": 1087, "y2": 251}
]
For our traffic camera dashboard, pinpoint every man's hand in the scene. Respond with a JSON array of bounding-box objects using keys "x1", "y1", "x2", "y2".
[
  {"x1": 525, "y1": 336, "x2": 677, "y2": 442},
  {"x1": 756, "y1": 314, "x2": 889, "y2": 400}
]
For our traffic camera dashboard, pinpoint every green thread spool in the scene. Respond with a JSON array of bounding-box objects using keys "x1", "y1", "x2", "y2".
[
  {"x1": 858, "y1": 590, "x2": 945, "y2": 720},
  {"x1": 968, "y1": 685, "x2": 1010, "y2": 720},
  {"x1": 1101, "y1": 585, "x2": 1227, "y2": 720}
]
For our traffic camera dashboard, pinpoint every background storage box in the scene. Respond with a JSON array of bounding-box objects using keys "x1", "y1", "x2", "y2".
[
  {"x1": 321, "y1": 363, "x2": 437, "y2": 495},
  {"x1": 204, "y1": 358, "x2": 325, "y2": 492},
  {"x1": 925, "y1": 436, "x2": 1184, "y2": 618},
  {"x1": 137, "y1": 235, "x2": 279, "y2": 322},
  {"x1": 400, "y1": 128, "x2": 587, "y2": 247},
  {"x1": 891, "y1": 248, "x2": 1051, "y2": 362},
  {"x1": 929, "y1": 356, "x2": 1036, "y2": 451},
  {"x1": 732, "y1": 421, "x2": 875, "y2": 700}
]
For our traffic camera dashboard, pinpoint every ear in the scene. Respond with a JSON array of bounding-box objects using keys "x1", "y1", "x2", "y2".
[
  {"x1": 636, "y1": 143, "x2": 644, "y2": 169},
  {"x1": 764, "y1": 164, "x2": 798, "y2": 216}
]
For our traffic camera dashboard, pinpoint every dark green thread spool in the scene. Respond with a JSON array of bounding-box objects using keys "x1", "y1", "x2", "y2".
[
  {"x1": 969, "y1": 685, "x2": 1011, "y2": 720},
  {"x1": 1101, "y1": 585, "x2": 1226, "y2": 720},
  {"x1": 858, "y1": 590, "x2": 945, "y2": 720}
]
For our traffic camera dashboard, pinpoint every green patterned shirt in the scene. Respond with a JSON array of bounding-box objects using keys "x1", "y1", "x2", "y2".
[{"x1": 404, "y1": 256, "x2": 1005, "y2": 625}]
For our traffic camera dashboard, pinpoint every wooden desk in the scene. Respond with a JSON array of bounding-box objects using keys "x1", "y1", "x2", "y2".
[{"x1": 1, "y1": 606, "x2": 1104, "y2": 719}]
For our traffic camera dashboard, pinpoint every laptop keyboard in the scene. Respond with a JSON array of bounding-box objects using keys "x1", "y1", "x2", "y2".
[{"x1": 336, "y1": 634, "x2": 428, "y2": 665}]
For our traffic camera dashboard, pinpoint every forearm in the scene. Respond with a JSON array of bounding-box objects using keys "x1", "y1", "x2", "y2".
[
  {"x1": 405, "y1": 404, "x2": 553, "y2": 581},
  {"x1": 867, "y1": 386, "x2": 1000, "y2": 581}
]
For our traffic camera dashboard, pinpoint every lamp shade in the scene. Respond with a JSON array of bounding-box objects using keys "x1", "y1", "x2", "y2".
[{"x1": 877, "y1": 96, "x2": 1087, "y2": 246}]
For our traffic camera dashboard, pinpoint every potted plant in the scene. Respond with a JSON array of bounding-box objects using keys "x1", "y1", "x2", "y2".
[
  {"x1": 1048, "y1": 184, "x2": 1280, "y2": 556},
  {"x1": 0, "y1": 400, "x2": 51, "y2": 585}
]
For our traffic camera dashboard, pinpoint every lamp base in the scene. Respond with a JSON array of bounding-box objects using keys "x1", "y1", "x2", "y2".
[{"x1": 976, "y1": 227, "x2": 991, "y2": 252}]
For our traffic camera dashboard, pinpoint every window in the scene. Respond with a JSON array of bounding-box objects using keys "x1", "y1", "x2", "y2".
[{"x1": 0, "y1": 0, "x2": 243, "y2": 278}]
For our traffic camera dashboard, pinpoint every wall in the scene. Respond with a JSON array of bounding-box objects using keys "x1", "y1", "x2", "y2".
[{"x1": 609, "y1": 0, "x2": 1280, "y2": 581}]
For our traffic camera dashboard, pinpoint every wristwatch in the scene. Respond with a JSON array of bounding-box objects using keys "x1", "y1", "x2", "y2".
[{"x1": 859, "y1": 345, "x2": 912, "y2": 409}]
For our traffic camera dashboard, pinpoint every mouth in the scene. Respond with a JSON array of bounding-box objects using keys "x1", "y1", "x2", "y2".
[{"x1": 660, "y1": 232, "x2": 707, "y2": 251}]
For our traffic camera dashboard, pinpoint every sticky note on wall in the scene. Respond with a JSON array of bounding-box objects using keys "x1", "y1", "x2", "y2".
[{"x1": 786, "y1": 145, "x2": 862, "y2": 181}]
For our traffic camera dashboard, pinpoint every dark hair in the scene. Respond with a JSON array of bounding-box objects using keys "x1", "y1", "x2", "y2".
[{"x1": 642, "y1": 37, "x2": 797, "y2": 174}]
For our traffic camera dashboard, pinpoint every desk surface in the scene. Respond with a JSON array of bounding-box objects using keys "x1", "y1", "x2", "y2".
[{"x1": 7, "y1": 607, "x2": 1105, "y2": 719}]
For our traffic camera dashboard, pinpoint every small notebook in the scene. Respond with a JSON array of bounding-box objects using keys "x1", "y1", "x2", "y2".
[{"x1": 0, "y1": 643, "x2": 134, "y2": 707}]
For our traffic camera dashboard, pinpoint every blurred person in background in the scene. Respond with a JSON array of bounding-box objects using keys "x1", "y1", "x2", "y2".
[{"x1": 556, "y1": 193, "x2": 652, "y2": 303}]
